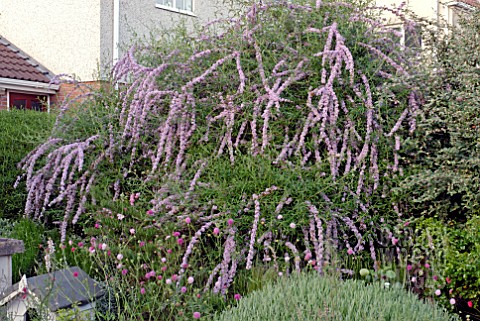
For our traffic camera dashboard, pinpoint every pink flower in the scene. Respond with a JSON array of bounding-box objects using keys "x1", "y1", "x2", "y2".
[
  {"x1": 89, "y1": 246, "x2": 95, "y2": 254},
  {"x1": 185, "y1": 217, "x2": 191, "y2": 224},
  {"x1": 347, "y1": 248, "x2": 354, "y2": 255},
  {"x1": 424, "y1": 263, "x2": 430, "y2": 269},
  {"x1": 404, "y1": 221, "x2": 410, "y2": 226},
  {"x1": 196, "y1": 293, "x2": 201, "y2": 298},
  {"x1": 130, "y1": 228, "x2": 135, "y2": 235},
  {"x1": 139, "y1": 241, "x2": 145, "y2": 247},
  {"x1": 171, "y1": 274, "x2": 178, "y2": 281},
  {"x1": 100, "y1": 243, "x2": 107, "y2": 251},
  {"x1": 468, "y1": 301, "x2": 473, "y2": 308},
  {"x1": 187, "y1": 276, "x2": 194, "y2": 284},
  {"x1": 161, "y1": 266, "x2": 167, "y2": 271},
  {"x1": 450, "y1": 298, "x2": 456, "y2": 305},
  {"x1": 234, "y1": 293, "x2": 241, "y2": 300},
  {"x1": 392, "y1": 237, "x2": 398, "y2": 245},
  {"x1": 435, "y1": 289, "x2": 441, "y2": 296},
  {"x1": 117, "y1": 254, "x2": 123, "y2": 260},
  {"x1": 167, "y1": 249, "x2": 172, "y2": 254},
  {"x1": 140, "y1": 288, "x2": 146, "y2": 295},
  {"x1": 78, "y1": 242, "x2": 84, "y2": 248},
  {"x1": 146, "y1": 210, "x2": 154, "y2": 216},
  {"x1": 227, "y1": 219, "x2": 234, "y2": 226},
  {"x1": 166, "y1": 278, "x2": 172, "y2": 285},
  {"x1": 71, "y1": 247, "x2": 76, "y2": 252},
  {"x1": 213, "y1": 227, "x2": 220, "y2": 235},
  {"x1": 157, "y1": 275, "x2": 163, "y2": 280},
  {"x1": 406, "y1": 265, "x2": 412, "y2": 271},
  {"x1": 73, "y1": 271, "x2": 79, "y2": 278},
  {"x1": 304, "y1": 253, "x2": 312, "y2": 261},
  {"x1": 94, "y1": 223, "x2": 100, "y2": 229},
  {"x1": 446, "y1": 277, "x2": 451, "y2": 284},
  {"x1": 181, "y1": 286, "x2": 187, "y2": 293},
  {"x1": 117, "y1": 214, "x2": 125, "y2": 220},
  {"x1": 181, "y1": 263, "x2": 188, "y2": 269},
  {"x1": 193, "y1": 312, "x2": 201, "y2": 319},
  {"x1": 177, "y1": 238, "x2": 184, "y2": 245},
  {"x1": 121, "y1": 269, "x2": 128, "y2": 275},
  {"x1": 433, "y1": 275, "x2": 438, "y2": 281},
  {"x1": 173, "y1": 231, "x2": 181, "y2": 237}
]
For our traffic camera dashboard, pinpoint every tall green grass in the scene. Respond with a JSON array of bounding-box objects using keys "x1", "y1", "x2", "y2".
[{"x1": 0, "y1": 110, "x2": 55, "y2": 219}]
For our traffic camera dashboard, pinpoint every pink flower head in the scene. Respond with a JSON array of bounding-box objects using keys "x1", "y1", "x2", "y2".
[
  {"x1": 227, "y1": 219, "x2": 234, "y2": 226},
  {"x1": 157, "y1": 275, "x2": 163, "y2": 280},
  {"x1": 161, "y1": 266, "x2": 167, "y2": 271},
  {"x1": 140, "y1": 288, "x2": 146, "y2": 295},
  {"x1": 347, "y1": 248, "x2": 354, "y2": 255},
  {"x1": 78, "y1": 242, "x2": 84, "y2": 248},
  {"x1": 213, "y1": 227, "x2": 220, "y2": 235},
  {"x1": 435, "y1": 289, "x2": 441, "y2": 296},
  {"x1": 187, "y1": 276, "x2": 194, "y2": 284},
  {"x1": 234, "y1": 293, "x2": 242, "y2": 301},
  {"x1": 392, "y1": 237, "x2": 399, "y2": 245},
  {"x1": 121, "y1": 269, "x2": 128, "y2": 275},
  {"x1": 129, "y1": 228, "x2": 136, "y2": 235},
  {"x1": 404, "y1": 221, "x2": 410, "y2": 227},
  {"x1": 94, "y1": 223, "x2": 100, "y2": 229},
  {"x1": 468, "y1": 301, "x2": 473, "y2": 308},
  {"x1": 100, "y1": 243, "x2": 107, "y2": 251},
  {"x1": 166, "y1": 278, "x2": 172, "y2": 285},
  {"x1": 167, "y1": 249, "x2": 172, "y2": 254},
  {"x1": 433, "y1": 275, "x2": 438, "y2": 281},
  {"x1": 173, "y1": 231, "x2": 181, "y2": 237},
  {"x1": 181, "y1": 263, "x2": 188, "y2": 269},
  {"x1": 196, "y1": 293, "x2": 201, "y2": 298},
  {"x1": 171, "y1": 274, "x2": 178, "y2": 281},
  {"x1": 450, "y1": 298, "x2": 456, "y2": 305},
  {"x1": 71, "y1": 247, "x2": 76, "y2": 252},
  {"x1": 181, "y1": 286, "x2": 187, "y2": 293},
  {"x1": 146, "y1": 210, "x2": 154, "y2": 216},
  {"x1": 139, "y1": 241, "x2": 145, "y2": 247},
  {"x1": 117, "y1": 253, "x2": 123, "y2": 260},
  {"x1": 73, "y1": 271, "x2": 79, "y2": 278},
  {"x1": 193, "y1": 312, "x2": 201, "y2": 319},
  {"x1": 406, "y1": 265, "x2": 412, "y2": 271},
  {"x1": 424, "y1": 263, "x2": 430, "y2": 269},
  {"x1": 89, "y1": 246, "x2": 96, "y2": 254},
  {"x1": 185, "y1": 217, "x2": 192, "y2": 224},
  {"x1": 117, "y1": 213, "x2": 125, "y2": 220},
  {"x1": 177, "y1": 238, "x2": 184, "y2": 245},
  {"x1": 446, "y1": 277, "x2": 452, "y2": 284},
  {"x1": 304, "y1": 253, "x2": 312, "y2": 261}
]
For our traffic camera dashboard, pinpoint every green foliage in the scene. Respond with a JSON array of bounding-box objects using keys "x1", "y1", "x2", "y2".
[
  {"x1": 397, "y1": 10, "x2": 480, "y2": 221},
  {"x1": 0, "y1": 110, "x2": 54, "y2": 219},
  {"x1": 214, "y1": 273, "x2": 458, "y2": 321},
  {"x1": 0, "y1": 218, "x2": 44, "y2": 283}
]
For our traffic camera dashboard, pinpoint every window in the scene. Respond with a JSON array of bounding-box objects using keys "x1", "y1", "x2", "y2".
[
  {"x1": 389, "y1": 24, "x2": 422, "y2": 49},
  {"x1": 9, "y1": 92, "x2": 47, "y2": 111},
  {"x1": 156, "y1": 0, "x2": 194, "y2": 15}
]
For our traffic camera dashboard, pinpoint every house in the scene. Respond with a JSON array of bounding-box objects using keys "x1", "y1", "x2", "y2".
[
  {"x1": 0, "y1": 239, "x2": 104, "y2": 321},
  {"x1": 0, "y1": 0, "x2": 228, "y2": 86},
  {"x1": 0, "y1": 37, "x2": 58, "y2": 111},
  {"x1": 376, "y1": 0, "x2": 479, "y2": 46}
]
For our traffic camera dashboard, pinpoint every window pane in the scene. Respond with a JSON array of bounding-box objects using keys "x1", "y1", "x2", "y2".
[
  {"x1": 176, "y1": 0, "x2": 192, "y2": 11},
  {"x1": 157, "y1": 0, "x2": 173, "y2": 7},
  {"x1": 13, "y1": 99, "x2": 26, "y2": 110},
  {"x1": 31, "y1": 101, "x2": 43, "y2": 111}
]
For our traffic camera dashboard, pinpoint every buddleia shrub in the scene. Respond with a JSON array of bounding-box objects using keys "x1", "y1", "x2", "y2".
[
  {"x1": 214, "y1": 273, "x2": 459, "y2": 321},
  {"x1": 18, "y1": 0, "x2": 425, "y2": 310}
]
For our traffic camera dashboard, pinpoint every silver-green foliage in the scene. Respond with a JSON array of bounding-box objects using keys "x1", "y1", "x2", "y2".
[{"x1": 214, "y1": 273, "x2": 459, "y2": 321}]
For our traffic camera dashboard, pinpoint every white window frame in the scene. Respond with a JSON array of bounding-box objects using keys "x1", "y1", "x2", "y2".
[
  {"x1": 387, "y1": 24, "x2": 423, "y2": 50},
  {"x1": 155, "y1": 0, "x2": 196, "y2": 17}
]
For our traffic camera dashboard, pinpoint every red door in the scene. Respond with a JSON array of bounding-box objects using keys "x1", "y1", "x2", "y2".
[{"x1": 9, "y1": 92, "x2": 47, "y2": 111}]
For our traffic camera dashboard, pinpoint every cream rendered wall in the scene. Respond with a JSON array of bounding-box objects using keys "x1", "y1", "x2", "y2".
[
  {"x1": 375, "y1": 0, "x2": 440, "y2": 24},
  {"x1": 0, "y1": 1, "x2": 103, "y2": 81},
  {"x1": 117, "y1": 0, "x2": 228, "y2": 54}
]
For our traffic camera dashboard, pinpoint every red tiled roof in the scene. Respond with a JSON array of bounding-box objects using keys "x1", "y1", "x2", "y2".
[
  {"x1": 459, "y1": 0, "x2": 480, "y2": 8},
  {"x1": 0, "y1": 37, "x2": 53, "y2": 83}
]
